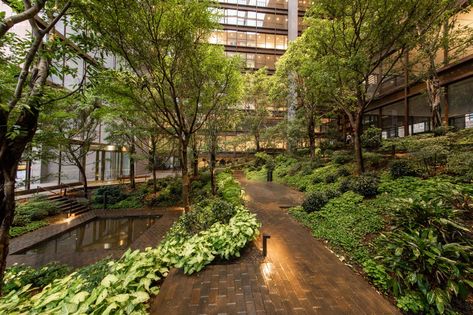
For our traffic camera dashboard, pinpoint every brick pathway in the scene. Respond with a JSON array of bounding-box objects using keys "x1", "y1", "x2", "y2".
[
  {"x1": 7, "y1": 207, "x2": 181, "y2": 268},
  {"x1": 151, "y1": 174, "x2": 400, "y2": 315}
]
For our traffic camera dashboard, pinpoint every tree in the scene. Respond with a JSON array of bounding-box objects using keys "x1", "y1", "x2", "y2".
[
  {"x1": 80, "y1": 0, "x2": 235, "y2": 211},
  {"x1": 0, "y1": 1, "x2": 73, "y2": 293},
  {"x1": 241, "y1": 68, "x2": 271, "y2": 152},
  {"x1": 303, "y1": 0, "x2": 458, "y2": 174},
  {"x1": 411, "y1": 4, "x2": 473, "y2": 129},
  {"x1": 36, "y1": 95, "x2": 101, "y2": 195},
  {"x1": 273, "y1": 35, "x2": 333, "y2": 159},
  {"x1": 203, "y1": 56, "x2": 242, "y2": 194}
]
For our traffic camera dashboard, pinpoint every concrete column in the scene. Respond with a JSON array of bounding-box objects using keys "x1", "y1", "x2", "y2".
[{"x1": 287, "y1": 0, "x2": 299, "y2": 152}]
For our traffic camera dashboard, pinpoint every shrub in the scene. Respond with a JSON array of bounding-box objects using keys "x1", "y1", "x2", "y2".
[
  {"x1": 390, "y1": 160, "x2": 417, "y2": 178},
  {"x1": 324, "y1": 189, "x2": 341, "y2": 200},
  {"x1": 9, "y1": 221, "x2": 48, "y2": 237},
  {"x1": 254, "y1": 152, "x2": 270, "y2": 168},
  {"x1": 361, "y1": 127, "x2": 382, "y2": 149},
  {"x1": 339, "y1": 178, "x2": 351, "y2": 193},
  {"x1": 332, "y1": 151, "x2": 353, "y2": 165},
  {"x1": 362, "y1": 259, "x2": 389, "y2": 292},
  {"x1": 413, "y1": 144, "x2": 449, "y2": 176},
  {"x1": 364, "y1": 152, "x2": 383, "y2": 168},
  {"x1": 324, "y1": 173, "x2": 337, "y2": 184},
  {"x1": 447, "y1": 151, "x2": 473, "y2": 181},
  {"x1": 15, "y1": 197, "x2": 61, "y2": 224},
  {"x1": 379, "y1": 228, "x2": 472, "y2": 314},
  {"x1": 337, "y1": 167, "x2": 351, "y2": 177},
  {"x1": 374, "y1": 196, "x2": 473, "y2": 314},
  {"x1": 12, "y1": 214, "x2": 31, "y2": 227},
  {"x1": 350, "y1": 175, "x2": 379, "y2": 197},
  {"x1": 93, "y1": 185, "x2": 127, "y2": 205},
  {"x1": 3, "y1": 263, "x2": 70, "y2": 295},
  {"x1": 302, "y1": 191, "x2": 328, "y2": 213}
]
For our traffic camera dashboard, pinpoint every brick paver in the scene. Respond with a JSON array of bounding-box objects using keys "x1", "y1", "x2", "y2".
[
  {"x1": 7, "y1": 207, "x2": 182, "y2": 268},
  {"x1": 151, "y1": 173, "x2": 400, "y2": 314}
]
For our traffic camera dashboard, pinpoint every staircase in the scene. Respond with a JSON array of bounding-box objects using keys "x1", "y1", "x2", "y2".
[{"x1": 47, "y1": 194, "x2": 89, "y2": 216}]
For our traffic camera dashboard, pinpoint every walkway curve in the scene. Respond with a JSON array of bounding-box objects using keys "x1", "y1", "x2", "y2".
[{"x1": 151, "y1": 174, "x2": 400, "y2": 314}]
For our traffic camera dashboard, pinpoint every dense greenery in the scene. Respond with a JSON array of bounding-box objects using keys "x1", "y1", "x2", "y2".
[
  {"x1": 10, "y1": 197, "x2": 62, "y2": 238},
  {"x1": 245, "y1": 130, "x2": 473, "y2": 314},
  {"x1": 1, "y1": 172, "x2": 259, "y2": 313}
]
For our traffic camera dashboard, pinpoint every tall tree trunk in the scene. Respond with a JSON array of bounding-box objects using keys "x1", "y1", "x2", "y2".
[
  {"x1": 78, "y1": 162, "x2": 88, "y2": 196},
  {"x1": 0, "y1": 57, "x2": 49, "y2": 294},
  {"x1": 209, "y1": 131, "x2": 217, "y2": 196},
  {"x1": 192, "y1": 138, "x2": 198, "y2": 178},
  {"x1": 308, "y1": 114, "x2": 316, "y2": 159},
  {"x1": 352, "y1": 112, "x2": 365, "y2": 174},
  {"x1": 255, "y1": 133, "x2": 260, "y2": 152},
  {"x1": 426, "y1": 77, "x2": 443, "y2": 129},
  {"x1": 129, "y1": 140, "x2": 136, "y2": 189},
  {"x1": 151, "y1": 139, "x2": 157, "y2": 194},
  {"x1": 0, "y1": 168, "x2": 17, "y2": 294},
  {"x1": 180, "y1": 139, "x2": 190, "y2": 212}
]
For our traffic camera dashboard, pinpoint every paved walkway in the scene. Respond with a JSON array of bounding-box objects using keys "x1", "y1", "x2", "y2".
[{"x1": 151, "y1": 174, "x2": 400, "y2": 314}]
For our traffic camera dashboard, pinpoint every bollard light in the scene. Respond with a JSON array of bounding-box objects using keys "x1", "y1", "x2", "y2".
[{"x1": 262, "y1": 234, "x2": 271, "y2": 257}]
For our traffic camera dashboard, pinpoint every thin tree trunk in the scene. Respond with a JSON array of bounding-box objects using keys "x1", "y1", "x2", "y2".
[
  {"x1": 129, "y1": 139, "x2": 136, "y2": 189},
  {"x1": 308, "y1": 114, "x2": 316, "y2": 159},
  {"x1": 192, "y1": 138, "x2": 198, "y2": 178},
  {"x1": 255, "y1": 133, "x2": 260, "y2": 152},
  {"x1": 353, "y1": 112, "x2": 365, "y2": 174},
  {"x1": 78, "y1": 163, "x2": 88, "y2": 195},
  {"x1": 209, "y1": 132, "x2": 217, "y2": 196},
  {"x1": 180, "y1": 139, "x2": 190, "y2": 212},
  {"x1": 151, "y1": 139, "x2": 157, "y2": 194},
  {"x1": 426, "y1": 77, "x2": 442, "y2": 129}
]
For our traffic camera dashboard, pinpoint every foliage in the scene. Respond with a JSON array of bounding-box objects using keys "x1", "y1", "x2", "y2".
[
  {"x1": 375, "y1": 195, "x2": 473, "y2": 314},
  {"x1": 362, "y1": 259, "x2": 390, "y2": 292},
  {"x1": 9, "y1": 221, "x2": 48, "y2": 238},
  {"x1": 291, "y1": 192, "x2": 384, "y2": 262},
  {"x1": 302, "y1": 191, "x2": 329, "y2": 213},
  {"x1": 390, "y1": 160, "x2": 418, "y2": 179},
  {"x1": 361, "y1": 127, "x2": 382, "y2": 150},
  {"x1": 332, "y1": 151, "x2": 353, "y2": 165},
  {"x1": 350, "y1": 175, "x2": 379, "y2": 197},
  {"x1": 14, "y1": 197, "x2": 61, "y2": 225},
  {"x1": 180, "y1": 199, "x2": 237, "y2": 236},
  {"x1": 363, "y1": 152, "x2": 383, "y2": 169},
  {"x1": 0, "y1": 206, "x2": 260, "y2": 314},
  {"x1": 447, "y1": 151, "x2": 473, "y2": 182},
  {"x1": 3, "y1": 263, "x2": 71, "y2": 295},
  {"x1": 216, "y1": 171, "x2": 242, "y2": 205},
  {"x1": 337, "y1": 166, "x2": 351, "y2": 177},
  {"x1": 92, "y1": 186, "x2": 127, "y2": 205},
  {"x1": 412, "y1": 144, "x2": 449, "y2": 176}
]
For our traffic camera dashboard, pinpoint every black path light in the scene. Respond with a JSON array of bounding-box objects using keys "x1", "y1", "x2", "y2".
[{"x1": 262, "y1": 233, "x2": 271, "y2": 257}]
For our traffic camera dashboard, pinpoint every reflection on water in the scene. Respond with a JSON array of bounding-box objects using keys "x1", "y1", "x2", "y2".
[{"x1": 18, "y1": 216, "x2": 160, "y2": 255}]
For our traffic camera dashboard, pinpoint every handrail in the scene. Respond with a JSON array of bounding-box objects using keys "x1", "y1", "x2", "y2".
[{"x1": 37, "y1": 185, "x2": 65, "y2": 197}]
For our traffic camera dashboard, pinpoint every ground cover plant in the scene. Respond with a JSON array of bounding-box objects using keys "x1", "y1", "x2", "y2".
[
  {"x1": 10, "y1": 197, "x2": 62, "y2": 238},
  {"x1": 244, "y1": 130, "x2": 473, "y2": 314},
  {"x1": 0, "y1": 171, "x2": 259, "y2": 314}
]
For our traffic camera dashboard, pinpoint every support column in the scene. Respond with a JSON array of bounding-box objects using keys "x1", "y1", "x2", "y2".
[{"x1": 287, "y1": 0, "x2": 299, "y2": 152}]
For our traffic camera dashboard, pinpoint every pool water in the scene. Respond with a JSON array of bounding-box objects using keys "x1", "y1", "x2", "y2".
[{"x1": 17, "y1": 216, "x2": 160, "y2": 255}]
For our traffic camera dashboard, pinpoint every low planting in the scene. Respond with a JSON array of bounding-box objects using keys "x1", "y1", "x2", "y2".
[
  {"x1": 10, "y1": 197, "x2": 62, "y2": 237},
  {"x1": 1, "y1": 174, "x2": 260, "y2": 314},
  {"x1": 245, "y1": 134, "x2": 473, "y2": 314}
]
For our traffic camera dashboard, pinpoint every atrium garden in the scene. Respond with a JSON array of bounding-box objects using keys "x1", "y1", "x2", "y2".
[{"x1": 1, "y1": 0, "x2": 473, "y2": 314}]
